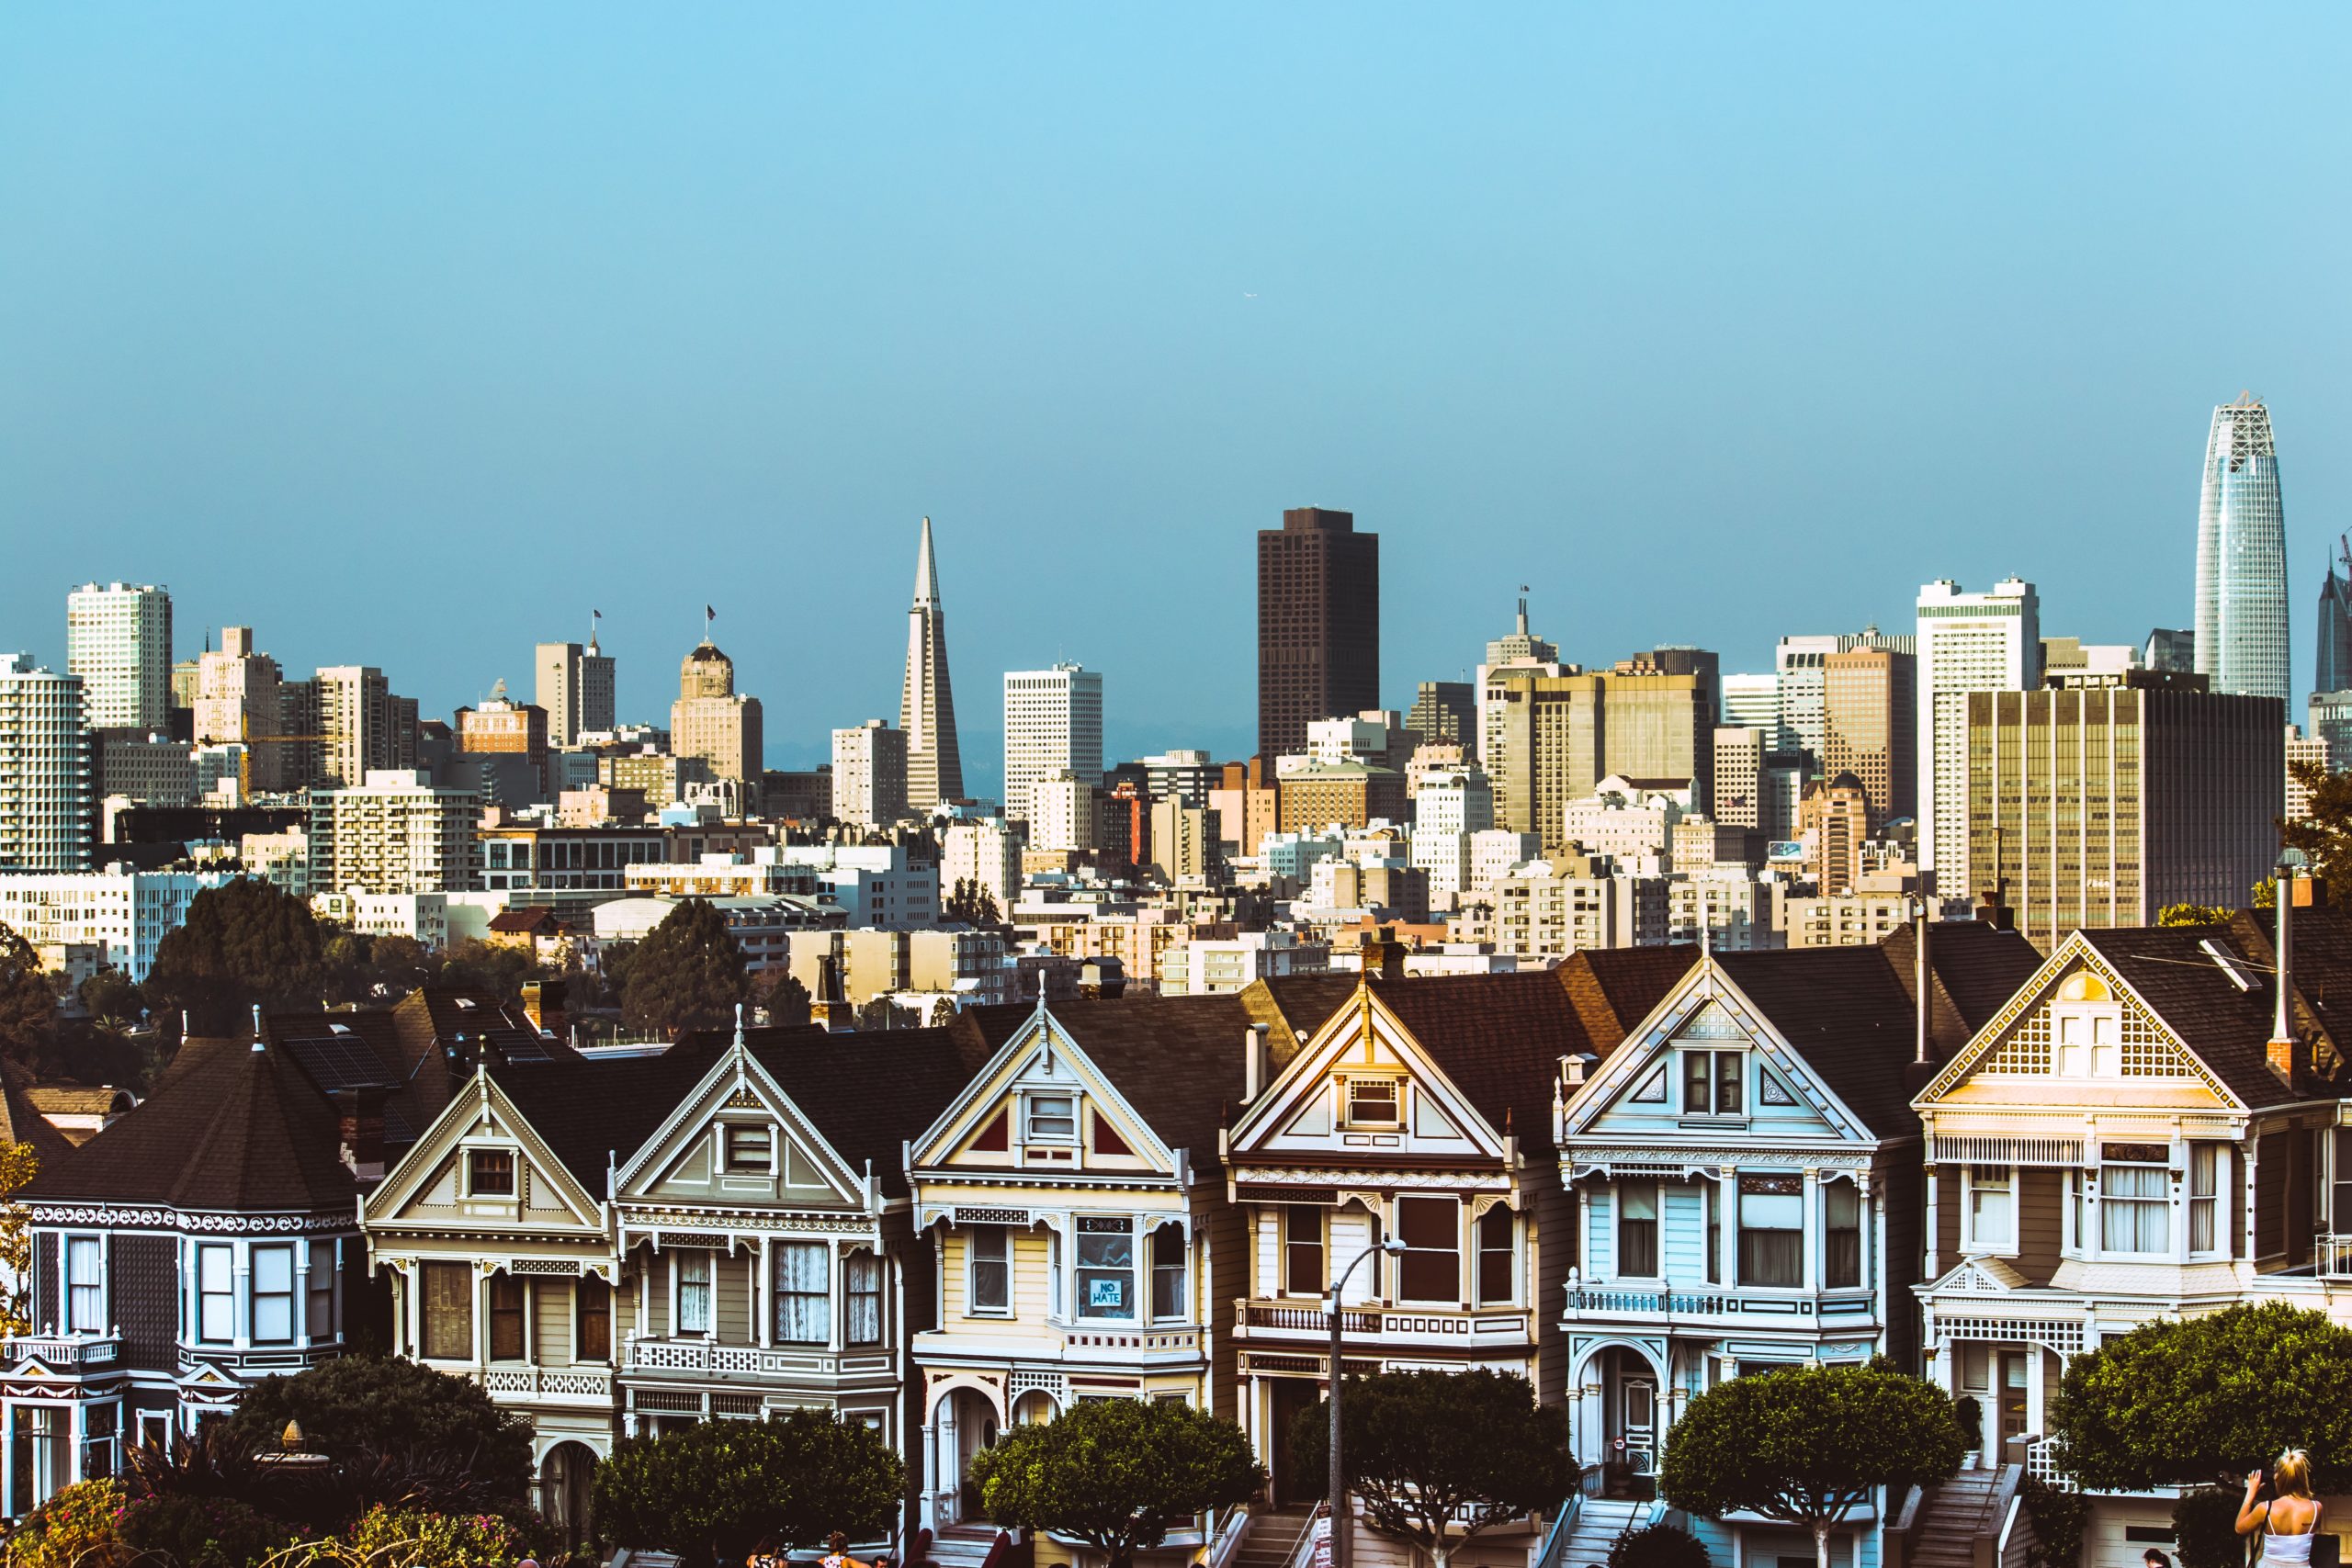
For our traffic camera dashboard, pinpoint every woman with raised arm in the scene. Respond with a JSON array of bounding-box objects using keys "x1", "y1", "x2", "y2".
[{"x1": 2237, "y1": 1451, "x2": 2324, "y2": 1565}]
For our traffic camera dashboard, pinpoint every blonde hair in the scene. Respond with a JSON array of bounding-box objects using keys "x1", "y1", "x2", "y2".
[{"x1": 2275, "y1": 1450, "x2": 2314, "y2": 1499}]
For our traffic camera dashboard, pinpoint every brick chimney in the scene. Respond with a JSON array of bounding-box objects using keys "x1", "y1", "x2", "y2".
[
  {"x1": 521, "y1": 978, "x2": 567, "y2": 1042},
  {"x1": 811, "y1": 954, "x2": 854, "y2": 1032},
  {"x1": 333, "y1": 1087, "x2": 386, "y2": 1182}
]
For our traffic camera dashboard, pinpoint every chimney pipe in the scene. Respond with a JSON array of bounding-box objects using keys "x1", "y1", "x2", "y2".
[
  {"x1": 2270, "y1": 856, "x2": 2302, "y2": 1079},
  {"x1": 1244, "y1": 1022, "x2": 1270, "y2": 1102},
  {"x1": 1915, "y1": 886, "x2": 1932, "y2": 1066}
]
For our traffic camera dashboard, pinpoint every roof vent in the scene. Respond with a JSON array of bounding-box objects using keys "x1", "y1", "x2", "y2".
[
  {"x1": 455, "y1": 997, "x2": 479, "y2": 1010},
  {"x1": 2198, "y1": 938, "x2": 2256, "y2": 993}
]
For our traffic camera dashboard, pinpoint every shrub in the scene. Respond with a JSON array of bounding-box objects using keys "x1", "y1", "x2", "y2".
[
  {"x1": 1953, "y1": 1396, "x2": 1983, "y2": 1453},
  {"x1": 11, "y1": 1478, "x2": 131, "y2": 1568},
  {"x1": 2018, "y1": 1478, "x2": 2089, "y2": 1568},
  {"x1": 274, "y1": 1505, "x2": 548, "y2": 1568},
  {"x1": 2172, "y1": 1488, "x2": 2243, "y2": 1568},
  {"x1": 119, "y1": 1493, "x2": 301, "y2": 1568},
  {"x1": 1609, "y1": 1522, "x2": 1712, "y2": 1568}
]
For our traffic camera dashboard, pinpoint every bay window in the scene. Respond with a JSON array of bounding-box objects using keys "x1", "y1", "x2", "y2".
[
  {"x1": 1150, "y1": 1224, "x2": 1186, "y2": 1320},
  {"x1": 198, "y1": 1245, "x2": 234, "y2": 1342},
  {"x1": 1737, "y1": 1175, "x2": 1803, "y2": 1287},
  {"x1": 421, "y1": 1260, "x2": 471, "y2": 1359},
  {"x1": 1076, "y1": 1217, "x2": 1135, "y2": 1319},
  {"x1": 775, "y1": 1243, "x2": 830, "y2": 1343},
  {"x1": 66, "y1": 1237, "x2": 103, "y2": 1333},
  {"x1": 1283, "y1": 1205, "x2": 1324, "y2": 1296},
  {"x1": 846, "y1": 1253, "x2": 883, "y2": 1345},
  {"x1": 1617, "y1": 1181, "x2": 1659, "y2": 1279},
  {"x1": 252, "y1": 1247, "x2": 295, "y2": 1344},
  {"x1": 1476, "y1": 1205, "x2": 1514, "y2": 1304},
  {"x1": 967, "y1": 1225, "x2": 1011, "y2": 1314},
  {"x1": 1965, "y1": 1166, "x2": 2014, "y2": 1250},
  {"x1": 1396, "y1": 1196, "x2": 1461, "y2": 1303},
  {"x1": 675, "y1": 1251, "x2": 712, "y2": 1334},
  {"x1": 2098, "y1": 1145, "x2": 2170, "y2": 1254},
  {"x1": 1824, "y1": 1181, "x2": 1861, "y2": 1288}
]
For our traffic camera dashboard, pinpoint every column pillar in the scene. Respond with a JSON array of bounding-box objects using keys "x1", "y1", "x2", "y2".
[
  {"x1": 756, "y1": 1235, "x2": 772, "y2": 1348},
  {"x1": 918, "y1": 1421, "x2": 939, "y2": 1530},
  {"x1": 232, "y1": 1243, "x2": 252, "y2": 1349},
  {"x1": 2025, "y1": 1344, "x2": 2047, "y2": 1438},
  {"x1": 1924, "y1": 1166, "x2": 1941, "y2": 1278},
  {"x1": 830, "y1": 1239, "x2": 847, "y2": 1354},
  {"x1": 1802, "y1": 1168, "x2": 1820, "y2": 1292},
  {"x1": 1719, "y1": 1169, "x2": 1739, "y2": 1285},
  {"x1": 68, "y1": 1401, "x2": 85, "y2": 1491},
  {"x1": 473, "y1": 1267, "x2": 490, "y2": 1366},
  {"x1": 295, "y1": 1245, "x2": 313, "y2": 1350}
]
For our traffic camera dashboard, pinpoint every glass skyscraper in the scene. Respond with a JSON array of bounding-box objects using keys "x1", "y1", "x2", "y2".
[{"x1": 2193, "y1": 394, "x2": 2289, "y2": 705}]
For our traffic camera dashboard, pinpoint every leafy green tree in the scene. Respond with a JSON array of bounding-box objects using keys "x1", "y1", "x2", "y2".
[
  {"x1": 2018, "y1": 1477, "x2": 2089, "y2": 1568},
  {"x1": 594, "y1": 1410, "x2": 901, "y2": 1568},
  {"x1": 944, "y1": 879, "x2": 1001, "y2": 927},
  {"x1": 2047, "y1": 1303, "x2": 2352, "y2": 1492},
  {"x1": 2170, "y1": 1488, "x2": 2243, "y2": 1568},
  {"x1": 2281, "y1": 761, "x2": 2352, "y2": 886},
  {"x1": 226, "y1": 1354, "x2": 533, "y2": 1504},
  {"x1": 2156, "y1": 904, "x2": 2232, "y2": 928},
  {"x1": 620, "y1": 899, "x2": 747, "y2": 1038},
  {"x1": 431, "y1": 937, "x2": 541, "y2": 1000},
  {"x1": 1658, "y1": 1363, "x2": 1966, "y2": 1568},
  {"x1": 758, "y1": 968, "x2": 812, "y2": 1027},
  {"x1": 75, "y1": 968, "x2": 144, "y2": 1031},
  {"x1": 0, "y1": 922, "x2": 57, "y2": 1069},
  {"x1": 973, "y1": 1398, "x2": 1261, "y2": 1568},
  {"x1": 1611, "y1": 1523, "x2": 1712, "y2": 1568},
  {"x1": 145, "y1": 878, "x2": 326, "y2": 1034},
  {"x1": 1290, "y1": 1369, "x2": 1568, "y2": 1568}
]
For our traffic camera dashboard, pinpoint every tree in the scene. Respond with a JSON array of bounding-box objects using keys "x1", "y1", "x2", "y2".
[
  {"x1": 972, "y1": 1398, "x2": 1262, "y2": 1568},
  {"x1": 145, "y1": 878, "x2": 326, "y2": 1034},
  {"x1": 594, "y1": 1409, "x2": 902, "y2": 1568},
  {"x1": 1658, "y1": 1363, "x2": 1966, "y2": 1568},
  {"x1": 620, "y1": 899, "x2": 748, "y2": 1038},
  {"x1": 2281, "y1": 761, "x2": 2352, "y2": 887},
  {"x1": 2156, "y1": 904, "x2": 2232, "y2": 928},
  {"x1": 0, "y1": 922, "x2": 56, "y2": 1068},
  {"x1": 1611, "y1": 1523, "x2": 1712, "y2": 1568},
  {"x1": 75, "y1": 968, "x2": 144, "y2": 1031},
  {"x1": 225, "y1": 1354, "x2": 533, "y2": 1504},
  {"x1": 944, "y1": 878, "x2": 1001, "y2": 928},
  {"x1": 1289, "y1": 1370, "x2": 1569, "y2": 1568},
  {"x1": 0, "y1": 1139, "x2": 41, "y2": 1335},
  {"x1": 757, "y1": 967, "x2": 812, "y2": 1027},
  {"x1": 2047, "y1": 1303, "x2": 2352, "y2": 1493}
]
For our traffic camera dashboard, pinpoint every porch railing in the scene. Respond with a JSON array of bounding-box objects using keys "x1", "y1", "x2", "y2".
[
  {"x1": 481, "y1": 1365, "x2": 615, "y2": 1399},
  {"x1": 1238, "y1": 1304, "x2": 1385, "y2": 1335},
  {"x1": 2319, "y1": 1235, "x2": 2352, "y2": 1279},
  {"x1": 4, "y1": 1333, "x2": 120, "y2": 1368}
]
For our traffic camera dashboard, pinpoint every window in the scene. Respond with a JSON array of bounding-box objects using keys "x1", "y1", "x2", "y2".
[
  {"x1": 2189, "y1": 1143, "x2": 2220, "y2": 1254},
  {"x1": 1705, "y1": 1182, "x2": 1722, "y2": 1284},
  {"x1": 1966, "y1": 1166, "x2": 2014, "y2": 1249},
  {"x1": 1476, "y1": 1205, "x2": 1514, "y2": 1304},
  {"x1": 2099, "y1": 1147, "x2": 2170, "y2": 1255},
  {"x1": 307, "y1": 1240, "x2": 335, "y2": 1338},
  {"x1": 1077, "y1": 1217, "x2": 1135, "y2": 1319},
  {"x1": 1283, "y1": 1205, "x2": 1324, "y2": 1296},
  {"x1": 846, "y1": 1253, "x2": 883, "y2": 1345},
  {"x1": 1738, "y1": 1176, "x2": 1803, "y2": 1287},
  {"x1": 1825, "y1": 1182, "x2": 1861, "y2": 1288},
  {"x1": 66, "y1": 1237, "x2": 103, "y2": 1333},
  {"x1": 1617, "y1": 1181, "x2": 1659, "y2": 1278},
  {"x1": 490, "y1": 1276, "x2": 526, "y2": 1360},
  {"x1": 676, "y1": 1251, "x2": 712, "y2": 1334},
  {"x1": 469, "y1": 1149, "x2": 515, "y2": 1196},
  {"x1": 1025, "y1": 1094, "x2": 1076, "y2": 1144},
  {"x1": 1151, "y1": 1224, "x2": 1187, "y2": 1319},
  {"x1": 2335, "y1": 1129, "x2": 2352, "y2": 1235},
  {"x1": 724, "y1": 1123, "x2": 773, "y2": 1172},
  {"x1": 252, "y1": 1247, "x2": 295, "y2": 1344},
  {"x1": 968, "y1": 1225, "x2": 1011, "y2": 1314},
  {"x1": 422, "y1": 1260, "x2": 472, "y2": 1359},
  {"x1": 1344, "y1": 1077, "x2": 1401, "y2": 1127},
  {"x1": 198, "y1": 1245, "x2": 234, "y2": 1341},
  {"x1": 1683, "y1": 1051, "x2": 1742, "y2": 1116},
  {"x1": 773, "y1": 1242, "x2": 829, "y2": 1343},
  {"x1": 1397, "y1": 1196, "x2": 1461, "y2": 1303},
  {"x1": 578, "y1": 1276, "x2": 612, "y2": 1361}
]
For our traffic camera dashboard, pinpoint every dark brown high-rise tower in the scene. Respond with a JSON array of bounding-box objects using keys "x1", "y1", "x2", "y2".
[{"x1": 1257, "y1": 506, "x2": 1379, "y2": 761}]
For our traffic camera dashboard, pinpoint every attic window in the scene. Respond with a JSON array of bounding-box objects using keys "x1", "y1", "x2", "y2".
[
  {"x1": 469, "y1": 1149, "x2": 515, "y2": 1196},
  {"x1": 725, "y1": 1123, "x2": 773, "y2": 1172},
  {"x1": 1344, "y1": 1077, "x2": 1401, "y2": 1128},
  {"x1": 1025, "y1": 1094, "x2": 1077, "y2": 1144}
]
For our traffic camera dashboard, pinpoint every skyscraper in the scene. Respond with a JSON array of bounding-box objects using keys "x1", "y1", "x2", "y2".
[
  {"x1": 1003, "y1": 663, "x2": 1103, "y2": 823},
  {"x1": 1407, "y1": 681, "x2": 1476, "y2": 757},
  {"x1": 672, "y1": 640, "x2": 763, "y2": 788},
  {"x1": 2315, "y1": 537, "x2": 2352, "y2": 698},
  {"x1": 1257, "y1": 506, "x2": 1379, "y2": 761},
  {"x1": 1475, "y1": 594, "x2": 1562, "y2": 768},
  {"x1": 66, "y1": 582, "x2": 172, "y2": 731},
  {"x1": 900, "y1": 517, "x2": 965, "y2": 810},
  {"x1": 0, "y1": 655, "x2": 92, "y2": 871},
  {"x1": 536, "y1": 632, "x2": 616, "y2": 747},
  {"x1": 1916, "y1": 578, "x2": 2039, "y2": 902},
  {"x1": 1821, "y1": 647, "x2": 1916, "y2": 833},
  {"x1": 2194, "y1": 393, "x2": 2290, "y2": 705},
  {"x1": 832, "y1": 720, "x2": 910, "y2": 829}
]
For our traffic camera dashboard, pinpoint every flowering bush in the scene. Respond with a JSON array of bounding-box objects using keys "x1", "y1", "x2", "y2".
[
  {"x1": 273, "y1": 1505, "x2": 547, "y2": 1568},
  {"x1": 8, "y1": 1478, "x2": 132, "y2": 1568},
  {"x1": 118, "y1": 1493, "x2": 300, "y2": 1568}
]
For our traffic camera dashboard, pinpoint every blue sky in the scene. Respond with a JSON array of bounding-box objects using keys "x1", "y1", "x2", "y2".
[{"x1": 4, "y1": 5, "x2": 2347, "y2": 796}]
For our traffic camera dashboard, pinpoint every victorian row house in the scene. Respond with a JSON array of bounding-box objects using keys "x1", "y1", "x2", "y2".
[{"x1": 1912, "y1": 902, "x2": 2352, "y2": 1567}]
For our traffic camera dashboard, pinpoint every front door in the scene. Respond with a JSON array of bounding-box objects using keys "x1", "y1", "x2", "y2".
[
  {"x1": 1270, "y1": 1379, "x2": 1321, "y2": 1507},
  {"x1": 1998, "y1": 1352, "x2": 2028, "y2": 1457},
  {"x1": 1620, "y1": 1374, "x2": 1657, "y2": 1479}
]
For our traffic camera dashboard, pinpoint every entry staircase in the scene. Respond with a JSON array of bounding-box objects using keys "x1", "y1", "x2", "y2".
[{"x1": 1547, "y1": 1498, "x2": 1653, "y2": 1568}]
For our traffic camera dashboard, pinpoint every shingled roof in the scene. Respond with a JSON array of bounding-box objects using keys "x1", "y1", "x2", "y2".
[
  {"x1": 1714, "y1": 923, "x2": 2044, "y2": 1138},
  {"x1": 262, "y1": 987, "x2": 569, "y2": 1150},
  {"x1": 23, "y1": 1036, "x2": 360, "y2": 1213}
]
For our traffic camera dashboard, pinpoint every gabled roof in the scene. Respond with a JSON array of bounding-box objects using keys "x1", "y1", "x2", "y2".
[
  {"x1": 260, "y1": 987, "x2": 570, "y2": 1150},
  {"x1": 3, "y1": 1077, "x2": 79, "y2": 1165},
  {"x1": 487, "y1": 908, "x2": 562, "y2": 935},
  {"x1": 23, "y1": 1037, "x2": 358, "y2": 1213},
  {"x1": 1713, "y1": 923, "x2": 2044, "y2": 1137}
]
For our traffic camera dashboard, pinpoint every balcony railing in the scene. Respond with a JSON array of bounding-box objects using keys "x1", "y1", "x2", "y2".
[
  {"x1": 1235, "y1": 1301, "x2": 1532, "y2": 1343},
  {"x1": 1564, "y1": 1286, "x2": 1879, "y2": 1324},
  {"x1": 624, "y1": 1338, "x2": 878, "y2": 1378},
  {"x1": 4, "y1": 1332, "x2": 121, "y2": 1369},
  {"x1": 2318, "y1": 1235, "x2": 2352, "y2": 1279},
  {"x1": 480, "y1": 1364, "x2": 615, "y2": 1401}
]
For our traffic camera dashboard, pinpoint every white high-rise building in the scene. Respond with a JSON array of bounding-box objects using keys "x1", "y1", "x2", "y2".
[
  {"x1": 832, "y1": 720, "x2": 910, "y2": 829},
  {"x1": 0, "y1": 656, "x2": 92, "y2": 872},
  {"x1": 1029, "y1": 772, "x2": 1096, "y2": 854},
  {"x1": 2194, "y1": 395, "x2": 2290, "y2": 705},
  {"x1": 0, "y1": 868, "x2": 234, "y2": 980},
  {"x1": 1917, "y1": 578, "x2": 2040, "y2": 904},
  {"x1": 1002, "y1": 664, "x2": 1102, "y2": 823},
  {"x1": 941, "y1": 819, "x2": 1023, "y2": 917},
  {"x1": 1408, "y1": 767, "x2": 1496, "y2": 910},
  {"x1": 309, "y1": 769, "x2": 481, "y2": 895},
  {"x1": 536, "y1": 635, "x2": 616, "y2": 747},
  {"x1": 1721, "y1": 673, "x2": 1786, "y2": 751},
  {"x1": 66, "y1": 583, "x2": 172, "y2": 731}
]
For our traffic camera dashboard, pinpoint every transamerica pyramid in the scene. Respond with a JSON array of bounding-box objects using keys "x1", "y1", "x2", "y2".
[{"x1": 899, "y1": 515, "x2": 964, "y2": 809}]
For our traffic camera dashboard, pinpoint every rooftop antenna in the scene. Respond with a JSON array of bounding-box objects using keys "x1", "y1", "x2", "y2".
[
  {"x1": 702, "y1": 603, "x2": 716, "y2": 645},
  {"x1": 1516, "y1": 586, "x2": 1530, "y2": 635}
]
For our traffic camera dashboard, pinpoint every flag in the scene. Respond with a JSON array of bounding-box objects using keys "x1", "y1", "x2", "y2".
[
  {"x1": 706, "y1": 604, "x2": 716, "y2": 619},
  {"x1": 593, "y1": 608, "x2": 602, "y2": 620}
]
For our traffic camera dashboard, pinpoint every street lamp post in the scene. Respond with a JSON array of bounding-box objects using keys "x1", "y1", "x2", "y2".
[{"x1": 1329, "y1": 1230, "x2": 1408, "y2": 1568}]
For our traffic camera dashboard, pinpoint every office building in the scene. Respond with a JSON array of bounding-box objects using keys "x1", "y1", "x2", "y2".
[
  {"x1": 1257, "y1": 505, "x2": 1379, "y2": 761},
  {"x1": 774, "y1": 842, "x2": 938, "y2": 928},
  {"x1": 310, "y1": 769, "x2": 481, "y2": 895},
  {"x1": 1028, "y1": 772, "x2": 1096, "y2": 854},
  {"x1": 1484, "y1": 665, "x2": 1712, "y2": 848},
  {"x1": 2285, "y1": 726, "x2": 2330, "y2": 824},
  {"x1": 2317, "y1": 541, "x2": 2352, "y2": 699},
  {"x1": 1967, "y1": 671, "x2": 2281, "y2": 946},
  {"x1": 1713, "y1": 727, "x2": 1766, "y2": 830},
  {"x1": 1476, "y1": 595, "x2": 1564, "y2": 766},
  {"x1": 832, "y1": 720, "x2": 910, "y2": 829},
  {"x1": 1721, "y1": 673, "x2": 1788, "y2": 752},
  {"x1": 0, "y1": 868, "x2": 234, "y2": 981},
  {"x1": 313, "y1": 665, "x2": 418, "y2": 789},
  {"x1": 1822, "y1": 647, "x2": 1916, "y2": 832},
  {"x1": 1408, "y1": 680, "x2": 1477, "y2": 759},
  {"x1": 2194, "y1": 393, "x2": 2290, "y2": 705},
  {"x1": 194, "y1": 627, "x2": 292, "y2": 791},
  {"x1": 600, "y1": 750, "x2": 715, "y2": 810},
  {"x1": 672, "y1": 640, "x2": 763, "y2": 788},
  {"x1": 1148, "y1": 795, "x2": 1217, "y2": 883},
  {"x1": 2143, "y1": 627, "x2": 2195, "y2": 673},
  {"x1": 1137, "y1": 749, "x2": 1216, "y2": 810},
  {"x1": 1481, "y1": 860, "x2": 1668, "y2": 958},
  {"x1": 1002, "y1": 663, "x2": 1102, "y2": 823},
  {"x1": 66, "y1": 583, "x2": 172, "y2": 731},
  {"x1": 941, "y1": 819, "x2": 1023, "y2": 917},
  {"x1": 0, "y1": 656, "x2": 92, "y2": 872},
  {"x1": 1775, "y1": 628, "x2": 1910, "y2": 760},
  {"x1": 535, "y1": 635, "x2": 616, "y2": 748},
  {"x1": 900, "y1": 517, "x2": 966, "y2": 810},
  {"x1": 1276, "y1": 761, "x2": 1406, "y2": 833},
  {"x1": 1917, "y1": 578, "x2": 2040, "y2": 902},
  {"x1": 94, "y1": 730, "x2": 195, "y2": 807},
  {"x1": 1800, "y1": 773, "x2": 1871, "y2": 895}
]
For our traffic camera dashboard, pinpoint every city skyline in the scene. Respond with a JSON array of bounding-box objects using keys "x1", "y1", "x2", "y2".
[{"x1": 6, "y1": 6, "x2": 2347, "y2": 773}]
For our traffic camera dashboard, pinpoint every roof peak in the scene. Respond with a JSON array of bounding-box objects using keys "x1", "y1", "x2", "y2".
[{"x1": 912, "y1": 515, "x2": 941, "y2": 609}]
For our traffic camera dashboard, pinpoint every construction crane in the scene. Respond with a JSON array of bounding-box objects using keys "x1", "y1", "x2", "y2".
[{"x1": 235, "y1": 713, "x2": 331, "y2": 797}]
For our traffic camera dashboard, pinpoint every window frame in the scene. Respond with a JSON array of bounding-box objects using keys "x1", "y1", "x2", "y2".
[
  {"x1": 467, "y1": 1147, "x2": 516, "y2": 1199},
  {"x1": 1736, "y1": 1175, "x2": 1804, "y2": 1288},
  {"x1": 1396, "y1": 1195, "x2": 1463, "y2": 1304},
  {"x1": 1149, "y1": 1224, "x2": 1187, "y2": 1321},
  {"x1": 1075, "y1": 1216, "x2": 1136, "y2": 1322},
  {"x1": 674, "y1": 1249, "x2": 714, "y2": 1336},
  {"x1": 306, "y1": 1239, "x2": 336, "y2": 1340},
  {"x1": 1475, "y1": 1204, "x2": 1515, "y2": 1305},
  {"x1": 489, "y1": 1274, "x2": 526, "y2": 1361},
  {"x1": 196, "y1": 1244, "x2": 235, "y2": 1343},
  {"x1": 1823, "y1": 1180, "x2": 1862, "y2": 1289},
  {"x1": 845, "y1": 1251, "x2": 884, "y2": 1346},
  {"x1": 1616, "y1": 1179, "x2": 1661, "y2": 1280},
  {"x1": 420, "y1": 1259, "x2": 472, "y2": 1360},
  {"x1": 2096, "y1": 1149, "x2": 2171, "y2": 1257},
  {"x1": 1024, "y1": 1092, "x2": 1078, "y2": 1145},
  {"x1": 1962, "y1": 1165, "x2": 2018, "y2": 1256},
  {"x1": 967, "y1": 1224, "x2": 1012, "y2": 1316},
  {"x1": 577, "y1": 1275, "x2": 612, "y2": 1361},
  {"x1": 2188, "y1": 1142, "x2": 2222, "y2": 1256},
  {"x1": 1681, "y1": 1050, "x2": 1744, "y2": 1119},
  {"x1": 723, "y1": 1122, "x2": 775, "y2": 1175},
  {"x1": 775, "y1": 1242, "x2": 831, "y2": 1345},
  {"x1": 1283, "y1": 1205, "x2": 1325, "y2": 1297},
  {"x1": 1342, "y1": 1076, "x2": 1403, "y2": 1130},
  {"x1": 65, "y1": 1235, "x2": 105, "y2": 1335},
  {"x1": 251, "y1": 1245, "x2": 296, "y2": 1345}
]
